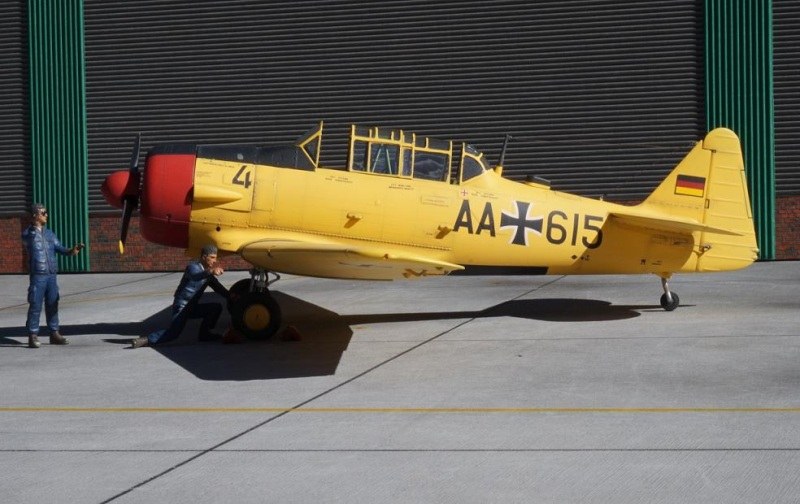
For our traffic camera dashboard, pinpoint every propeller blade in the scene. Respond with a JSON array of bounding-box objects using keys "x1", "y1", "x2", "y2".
[
  {"x1": 119, "y1": 133, "x2": 142, "y2": 254},
  {"x1": 119, "y1": 197, "x2": 136, "y2": 254},
  {"x1": 130, "y1": 132, "x2": 141, "y2": 174}
]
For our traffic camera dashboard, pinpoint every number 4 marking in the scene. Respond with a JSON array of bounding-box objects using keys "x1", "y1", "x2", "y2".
[{"x1": 232, "y1": 165, "x2": 252, "y2": 188}]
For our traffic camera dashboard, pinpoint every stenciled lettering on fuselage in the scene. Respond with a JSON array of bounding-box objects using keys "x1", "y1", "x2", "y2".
[{"x1": 453, "y1": 199, "x2": 604, "y2": 248}]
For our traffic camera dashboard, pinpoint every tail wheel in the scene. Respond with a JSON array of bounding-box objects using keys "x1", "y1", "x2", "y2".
[
  {"x1": 660, "y1": 292, "x2": 680, "y2": 311},
  {"x1": 659, "y1": 275, "x2": 679, "y2": 311},
  {"x1": 230, "y1": 291, "x2": 282, "y2": 340}
]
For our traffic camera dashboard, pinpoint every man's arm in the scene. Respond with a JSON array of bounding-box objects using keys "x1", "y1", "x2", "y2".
[
  {"x1": 51, "y1": 232, "x2": 73, "y2": 256},
  {"x1": 59, "y1": 243, "x2": 84, "y2": 256},
  {"x1": 184, "y1": 261, "x2": 209, "y2": 282},
  {"x1": 207, "y1": 275, "x2": 230, "y2": 298}
]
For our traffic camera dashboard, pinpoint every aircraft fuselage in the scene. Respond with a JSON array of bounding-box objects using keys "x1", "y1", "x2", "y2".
[{"x1": 189, "y1": 159, "x2": 694, "y2": 277}]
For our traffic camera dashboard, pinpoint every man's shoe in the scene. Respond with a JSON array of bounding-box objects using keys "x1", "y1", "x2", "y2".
[
  {"x1": 279, "y1": 325, "x2": 302, "y2": 342},
  {"x1": 49, "y1": 331, "x2": 69, "y2": 345},
  {"x1": 198, "y1": 331, "x2": 222, "y2": 342},
  {"x1": 222, "y1": 328, "x2": 244, "y2": 344},
  {"x1": 28, "y1": 335, "x2": 41, "y2": 348},
  {"x1": 131, "y1": 337, "x2": 150, "y2": 349}
]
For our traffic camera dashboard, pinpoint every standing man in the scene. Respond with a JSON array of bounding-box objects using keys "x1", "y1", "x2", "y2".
[
  {"x1": 21, "y1": 203, "x2": 84, "y2": 348},
  {"x1": 131, "y1": 244, "x2": 230, "y2": 348}
]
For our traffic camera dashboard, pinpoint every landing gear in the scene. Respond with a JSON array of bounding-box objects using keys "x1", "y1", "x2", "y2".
[
  {"x1": 659, "y1": 275, "x2": 680, "y2": 311},
  {"x1": 228, "y1": 270, "x2": 282, "y2": 340}
]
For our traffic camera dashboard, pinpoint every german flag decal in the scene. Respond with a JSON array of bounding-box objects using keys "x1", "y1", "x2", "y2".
[{"x1": 675, "y1": 174, "x2": 706, "y2": 197}]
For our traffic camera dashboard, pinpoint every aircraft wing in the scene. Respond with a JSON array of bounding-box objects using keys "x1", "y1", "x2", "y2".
[
  {"x1": 239, "y1": 239, "x2": 464, "y2": 280},
  {"x1": 609, "y1": 209, "x2": 743, "y2": 236}
]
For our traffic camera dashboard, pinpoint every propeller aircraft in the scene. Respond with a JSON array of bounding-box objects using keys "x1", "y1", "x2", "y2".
[{"x1": 102, "y1": 122, "x2": 758, "y2": 340}]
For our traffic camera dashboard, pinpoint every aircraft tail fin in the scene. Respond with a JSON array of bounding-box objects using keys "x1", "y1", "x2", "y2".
[{"x1": 639, "y1": 127, "x2": 758, "y2": 271}]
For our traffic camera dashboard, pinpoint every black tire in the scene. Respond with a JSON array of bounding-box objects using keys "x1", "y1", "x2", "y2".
[
  {"x1": 230, "y1": 291, "x2": 282, "y2": 340},
  {"x1": 227, "y1": 279, "x2": 252, "y2": 311},
  {"x1": 660, "y1": 292, "x2": 680, "y2": 311}
]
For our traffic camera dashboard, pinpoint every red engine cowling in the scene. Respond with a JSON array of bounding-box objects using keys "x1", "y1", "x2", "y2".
[{"x1": 139, "y1": 147, "x2": 196, "y2": 249}]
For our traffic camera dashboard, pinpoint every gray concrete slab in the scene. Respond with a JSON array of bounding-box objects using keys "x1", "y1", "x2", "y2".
[{"x1": 0, "y1": 262, "x2": 798, "y2": 503}]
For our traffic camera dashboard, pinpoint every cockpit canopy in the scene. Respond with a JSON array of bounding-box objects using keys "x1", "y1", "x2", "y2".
[{"x1": 293, "y1": 122, "x2": 491, "y2": 184}]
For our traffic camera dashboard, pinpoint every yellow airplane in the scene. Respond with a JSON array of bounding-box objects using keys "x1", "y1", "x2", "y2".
[{"x1": 102, "y1": 122, "x2": 758, "y2": 339}]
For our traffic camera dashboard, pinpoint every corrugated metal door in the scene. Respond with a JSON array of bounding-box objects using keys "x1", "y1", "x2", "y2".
[
  {"x1": 0, "y1": 0, "x2": 29, "y2": 217},
  {"x1": 774, "y1": 0, "x2": 800, "y2": 195},
  {"x1": 84, "y1": 0, "x2": 703, "y2": 211}
]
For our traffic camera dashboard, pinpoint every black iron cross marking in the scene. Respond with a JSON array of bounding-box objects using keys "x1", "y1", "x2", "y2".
[{"x1": 500, "y1": 201, "x2": 543, "y2": 246}]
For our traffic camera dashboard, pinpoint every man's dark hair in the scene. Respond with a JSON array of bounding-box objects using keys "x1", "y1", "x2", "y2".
[
  {"x1": 31, "y1": 203, "x2": 46, "y2": 216},
  {"x1": 201, "y1": 244, "x2": 218, "y2": 257}
]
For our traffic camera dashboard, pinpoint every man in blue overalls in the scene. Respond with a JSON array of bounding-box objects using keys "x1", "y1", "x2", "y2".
[
  {"x1": 21, "y1": 203, "x2": 84, "y2": 348},
  {"x1": 131, "y1": 244, "x2": 230, "y2": 348}
]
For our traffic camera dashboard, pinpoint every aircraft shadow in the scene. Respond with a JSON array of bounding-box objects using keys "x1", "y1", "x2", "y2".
[
  {"x1": 150, "y1": 292, "x2": 354, "y2": 381},
  {"x1": 0, "y1": 293, "x2": 653, "y2": 380},
  {"x1": 0, "y1": 293, "x2": 352, "y2": 381},
  {"x1": 344, "y1": 298, "x2": 649, "y2": 326}
]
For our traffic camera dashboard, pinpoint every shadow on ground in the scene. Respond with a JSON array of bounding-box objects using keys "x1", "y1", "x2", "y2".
[{"x1": 1, "y1": 292, "x2": 653, "y2": 380}]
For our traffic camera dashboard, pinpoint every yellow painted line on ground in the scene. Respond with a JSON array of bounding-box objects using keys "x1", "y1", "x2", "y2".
[{"x1": 1, "y1": 407, "x2": 800, "y2": 414}]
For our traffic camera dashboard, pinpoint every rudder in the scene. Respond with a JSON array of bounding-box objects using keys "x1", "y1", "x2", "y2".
[{"x1": 641, "y1": 128, "x2": 758, "y2": 271}]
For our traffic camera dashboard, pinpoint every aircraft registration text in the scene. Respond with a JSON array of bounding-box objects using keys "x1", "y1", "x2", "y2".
[{"x1": 453, "y1": 200, "x2": 603, "y2": 248}]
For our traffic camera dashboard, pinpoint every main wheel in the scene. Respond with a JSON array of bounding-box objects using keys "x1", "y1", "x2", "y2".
[
  {"x1": 230, "y1": 291, "x2": 282, "y2": 340},
  {"x1": 227, "y1": 279, "x2": 252, "y2": 311},
  {"x1": 660, "y1": 292, "x2": 680, "y2": 311}
]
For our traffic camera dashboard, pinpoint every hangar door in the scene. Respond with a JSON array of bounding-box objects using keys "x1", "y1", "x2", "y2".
[
  {"x1": 775, "y1": 0, "x2": 800, "y2": 195},
  {"x1": 84, "y1": 0, "x2": 704, "y2": 212},
  {"x1": 0, "y1": 1, "x2": 28, "y2": 216}
]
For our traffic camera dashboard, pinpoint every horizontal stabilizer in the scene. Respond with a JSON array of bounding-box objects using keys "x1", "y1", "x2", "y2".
[{"x1": 608, "y1": 210, "x2": 743, "y2": 236}]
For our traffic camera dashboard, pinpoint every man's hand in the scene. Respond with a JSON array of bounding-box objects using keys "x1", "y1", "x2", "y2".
[
  {"x1": 210, "y1": 265, "x2": 224, "y2": 276},
  {"x1": 71, "y1": 243, "x2": 85, "y2": 255}
]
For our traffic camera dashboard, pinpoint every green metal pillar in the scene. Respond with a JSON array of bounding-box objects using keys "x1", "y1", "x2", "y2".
[
  {"x1": 705, "y1": 0, "x2": 776, "y2": 260},
  {"x1": 27, "y1": 0, "x2": 89, "y2": 271}
]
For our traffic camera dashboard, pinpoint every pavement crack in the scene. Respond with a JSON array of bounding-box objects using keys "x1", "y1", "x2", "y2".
[{"x1": 100, "y1": 277, "x2": 566, "y2": 503}]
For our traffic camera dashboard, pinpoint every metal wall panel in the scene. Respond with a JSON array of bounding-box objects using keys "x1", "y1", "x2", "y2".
[
  {"x1": 705, "y1": 0, "x2": 775, "y2": 259},
  {"x1": 774, "y1": 0, "x2": 800, "y2": 195},
  {"x1": 84, "y1": 0, "x2": 703, "y2": 211},
  {"x1": 28, "y1": 0, "x2": 90, "y2": 271},
  {"x1": 0, "y1": 0, "x2": 29, "y2": 217}
]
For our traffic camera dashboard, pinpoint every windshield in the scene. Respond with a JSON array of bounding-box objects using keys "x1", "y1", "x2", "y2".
[{"x1": 462, "y1": 144, "x2": 488, "y2": 182}]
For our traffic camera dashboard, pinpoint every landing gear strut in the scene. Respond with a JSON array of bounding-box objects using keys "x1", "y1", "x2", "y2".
[
  {"x1": 228, "y1": 269, "x2": 282, "y2": 340},
  {"x1": 659, "y1": 275, "x2": 680, "y2": 311}
]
